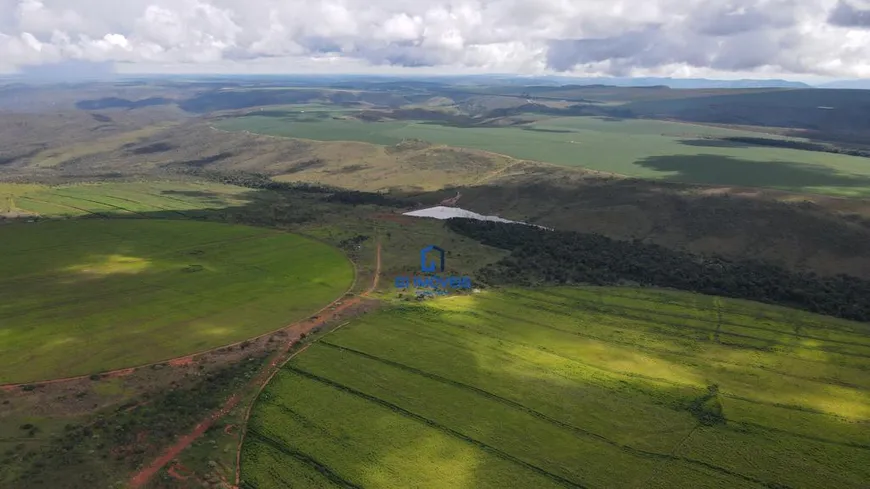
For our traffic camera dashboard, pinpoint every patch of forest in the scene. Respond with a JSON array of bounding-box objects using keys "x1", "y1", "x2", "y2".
[
  {"x1": 360, "y1": 105, "x2": 631, "y2": 128},
  {"x1": 74, "y1": 97, "x2": 172, "y2": 110},
  {"x1": 711, "y1": 136, "x2": 870, "y2": 158},
  {"x1": 124, "y1": 142, "x2": 176, "y2": 155},
  {"x1": 446, "y1": 218, "x2": 870, "y2": 322},
  {"x1": 323, "y1": 190, "x2": 409, "y2": 207},
  {"x1": 624, "y1": 89, "x2": 870, "y2": 133},
  {"x1": 177, "y1": 89, "x2": 410, "y2": 113},
  {"x1": 164, "y1": 168, "x2": 333, "y2": 192},
  {"x1": 177, "y1": 90, "x2": 323, "y2": 113},
  {"x1": 165, "y1": 168, "x2": 413, "y2": 207}
]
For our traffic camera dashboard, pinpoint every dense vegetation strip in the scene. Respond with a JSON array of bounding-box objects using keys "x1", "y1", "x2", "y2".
[
  {"x1": 166, "y1": 168, "x2": 411, "y2": 207},
  {"x1": 714, "y1": 136, "x2": 870, "y2": 158},
  {"x1": 445, "y1": 218, "x2": 870, "y2": 321}
]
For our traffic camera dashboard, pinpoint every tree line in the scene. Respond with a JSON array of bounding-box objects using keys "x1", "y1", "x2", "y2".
[
  {"x1": 715, "y1": 136, "x2": 870, "y2": 158},
  {"x1": 446, "y1": 218, "x2": 870, "y2": 322},
  {"x1": 324, "y1": 190, "x2": 408, "y2": 207},
  {"x1": 168, "y1": 168, "x2": 411, "y2": 206}
]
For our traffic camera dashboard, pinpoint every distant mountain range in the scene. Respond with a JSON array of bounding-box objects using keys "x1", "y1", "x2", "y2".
[
  {"x1": 532, "y1": 76, "x2": 813, "y2": 89},
  {"x1": 815, "y1": 80, "x2": 870, "y2": 89},
  {"x1": 3, "y1": 69, "x2": 868, "y2": 90},
  {"x1": 374, "y1": 74, "x2": 814, "y2": 89},
  {"x1": 434, "y1": 75, "x2": 870, "y2": 90}
]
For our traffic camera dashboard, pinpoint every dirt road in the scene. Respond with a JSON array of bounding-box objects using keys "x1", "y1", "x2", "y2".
[{"x1": 129, "y1": 241, "x2": 382, "y2": 489}]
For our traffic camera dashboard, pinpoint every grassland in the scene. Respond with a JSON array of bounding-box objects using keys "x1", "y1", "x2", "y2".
[
  {"x1": 268, "y1": 137, "x2": 521, "y2": 192},
  {"x1": 29, "y1": 123, "x2": 178, "y2": 168},
  {"x1": 241, "y1": 287, "x2": 870, "y2": 489},
  {"x1": 0, "y1": 184, "x2": 43, "y2": 215},
  {"x1": 0, "y1": 181, "x2": 254, "y2": 218},
  {"x1": 215, "y1": 111, "x2": 870, "y2": 196},
  {"x1": 0, "y1": 218, "x2": 353, "y2": 383}
]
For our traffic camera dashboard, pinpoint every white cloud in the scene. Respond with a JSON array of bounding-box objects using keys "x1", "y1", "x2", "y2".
[
  {"x1": 1, "y1": 0, "x2": 869, "y2": 78},
  {"x1": 378, "y1": 13, "x2": 422, "y2": 42},
  {"x1": 15, "y1": 0, "x2": 85, "y2": 34}
]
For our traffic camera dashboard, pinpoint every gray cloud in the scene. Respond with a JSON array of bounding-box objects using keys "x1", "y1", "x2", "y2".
[
  {"x1": 692, "y1": 2, "x2": 797, "y2": 36},
  {"x1": 1, "y1": 0, "x2": 869, "y2": 78},
  {"x1": 547, "y1": 27, "x2": 662, "y2": 72},
  {"x1": 828, "y1": 0, "x2": 870, "y2": 27}
]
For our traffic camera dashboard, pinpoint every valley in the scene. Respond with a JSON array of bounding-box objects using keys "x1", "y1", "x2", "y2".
[{"x1": 1, "y1": 76, "x2": 870, "y2": 489}]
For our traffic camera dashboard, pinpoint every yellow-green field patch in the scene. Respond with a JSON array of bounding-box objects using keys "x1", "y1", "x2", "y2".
[
  {"x1": 0, "y1": 219, "x2": 353, "y2": 383},
  {"x1": 216, "y1": 115, "x2": 870, "y2": 196},
  {"x1": 6, "y1": 181, "x2": 253, "y2": 218},
  {"x1": 30, "y1": 124, "x2": 177, "y2": 168},
  {"x1": 241, "y1": 287, "x2": 870, "y2": 489}
]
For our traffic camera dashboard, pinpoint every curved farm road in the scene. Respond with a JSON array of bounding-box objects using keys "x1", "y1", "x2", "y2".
[{"x1": 129, "y1": 242, "x2": 381, "y2": 489}]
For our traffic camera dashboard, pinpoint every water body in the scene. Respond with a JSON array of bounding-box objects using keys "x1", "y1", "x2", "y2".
[{"x1": 403, "y1": 206, "x2": 552, "y2": 230}]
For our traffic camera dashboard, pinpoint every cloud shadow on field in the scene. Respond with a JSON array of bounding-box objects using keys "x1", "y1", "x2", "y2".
[
  {"x1": 159, "y1": 189, "x2": 237, "y2": 205},
  {"x1": 634, "y1": 154, "x2": 870, "y2": 193},
  {"x1": 677, "y1": 138, "x2": 757, "y2": 148},
  {"x1": 518, "y1": 127, "x2": 575, "y2": 134},
  {"x1": 265, "y1": 292, "x2": 870, "y2": 489}
]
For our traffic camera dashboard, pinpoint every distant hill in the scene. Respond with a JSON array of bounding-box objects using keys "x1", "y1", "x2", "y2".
[
  {"x1": 622, "y1": 88, "x2": 870, "y2": 134},
  {"x1": 372, "y1": 74, "x2": 812, "y2": 89},
  {"x1": 534, "y1": 76, "x2": 811, "y2": 89},
  {"x1": 428, "y1": 75, "x2": 811, "y2": 89},
  {"x1": 816, "y1": 80, "x2": 870, "y2": 89},
  {"x1": 10, "y1": 60, "x2": 118, "y2": 82},
  {"x1": 114, "y1": 73, "x2": 809, "y2": 90}
]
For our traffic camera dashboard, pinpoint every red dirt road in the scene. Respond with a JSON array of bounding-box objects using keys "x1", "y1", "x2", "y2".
[
  {"x1": 129, "y1": 242, "x2": 382, "y2": 489},
  {"x1": 128, "y1": 394, "x2": 241, "y2": 488}
]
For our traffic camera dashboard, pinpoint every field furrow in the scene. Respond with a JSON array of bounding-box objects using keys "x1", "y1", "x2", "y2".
[{"x1": 242, "y1": 287, "x2": 870, "y2": 488}]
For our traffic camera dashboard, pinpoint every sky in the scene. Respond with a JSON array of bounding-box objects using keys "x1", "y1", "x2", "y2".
[{"x1": 1, "y1": 0, "x2": 870, "y2": 81}]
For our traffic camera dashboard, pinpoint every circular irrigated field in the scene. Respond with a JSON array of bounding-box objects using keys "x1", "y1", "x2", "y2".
[{"x1": 0, "y1": 219, "x2": 354, "y2": 384}]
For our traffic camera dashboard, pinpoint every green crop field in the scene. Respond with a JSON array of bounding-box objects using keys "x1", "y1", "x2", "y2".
[
  {"x1": 215, "y1": 114, "x2": 870, "y2": 196},
  {"x1": 0, "y1": 219, "x2": 353, "y2": 384},
  {"x1": 0, "y1": 181, "x2": 255, "y2": 218},
  {"x1": 241, "y1": 287, "x2": 870, "y2": 489}
]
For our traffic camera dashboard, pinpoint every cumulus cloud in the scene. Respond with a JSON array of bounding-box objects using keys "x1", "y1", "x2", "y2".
[
  {"x1": 1, "y1": 0, "x2": 869, "y2": 78},
  {"x1": 828, "y1": 0, "x2": 870, "y2": 27}
]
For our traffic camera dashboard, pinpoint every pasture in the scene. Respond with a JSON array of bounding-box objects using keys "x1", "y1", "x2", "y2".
[
  {"x1": 241, "y1": 287, "x2": 870, "y2": 489},
  {"x1": 0, "y1": 219, "x2": 353, "y2": 383},
  {"x1": 216, "y1": 112, "x2": 870, "y2": 196}
]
